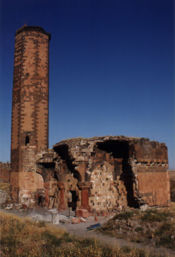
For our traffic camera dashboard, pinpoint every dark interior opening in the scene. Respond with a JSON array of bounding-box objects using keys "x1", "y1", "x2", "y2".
[
  {"x1": 37, "y1": 163, "x2": 55, "y2": 182},
  {"x1": 96, "y1": 140, "x2": 139, "y2": 208},
  {"x1": 38, "y1": 195, "x2": 45, "y2": 207},
  {"x1": 43, "y1": 163, "x2": 55, "y2": 169},
  {"x1": 96, "y1": 140, "x2": 129, "y2": 159},
  {"x1": 25, "y1": 135, "x2": 30, "y2": 146},
  {"x1": 54, "y1": 144, "x2": 81, "y2": 181},
  {"x1": 70, "y1": 190, "x2": 78, "y2": 211}
]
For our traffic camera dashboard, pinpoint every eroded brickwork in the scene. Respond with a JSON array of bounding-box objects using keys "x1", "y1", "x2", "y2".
[
  {"x1": 36, "y1": 136, "x2": 170, "y2": 214},
  {"x1": 0, "y1": 162, "x2": 10, "y2": 183},
  {"x1": 136, "y1": 172, "x2": 170, "y2": 206},
  {"x1": 10, "y1": 26, "x2": 50, "y2": 202}
]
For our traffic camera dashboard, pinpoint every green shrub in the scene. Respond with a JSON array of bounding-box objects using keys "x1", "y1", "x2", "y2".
[
  {"x1": 113, "y1": 211, "x2": 134, "y2": 220},
  {"x1": 155, "y1": 223, "x2": 175, "y2": 250},
  {"x1": 41, "y1": 230, "x2": 62, "y2": 246},
  {"x1": 141, "y1": 209, "x2": 171, "y2": 222},
  {"x1": 135, "y1": 226, "x2": 143, "y2": 232}
]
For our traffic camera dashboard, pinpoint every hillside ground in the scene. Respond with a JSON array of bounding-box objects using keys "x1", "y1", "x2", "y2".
[{"x1": 1, "y1": 210, "x2": 174, "y2": 257}]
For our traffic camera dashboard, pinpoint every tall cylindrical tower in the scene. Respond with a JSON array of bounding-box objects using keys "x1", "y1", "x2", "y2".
[{"x1": 10, "y1": 25, "x2": 51, "y2": 201}]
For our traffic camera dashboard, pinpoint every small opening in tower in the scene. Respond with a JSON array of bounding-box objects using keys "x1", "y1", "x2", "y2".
[{"x1": 25, "y1": 136, "x2": 30, "y2": 146}]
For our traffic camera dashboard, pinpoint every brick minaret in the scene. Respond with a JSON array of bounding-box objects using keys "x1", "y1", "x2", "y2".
[{"x1": 10, "y1": 26, "x2": 51, "y2": 202}]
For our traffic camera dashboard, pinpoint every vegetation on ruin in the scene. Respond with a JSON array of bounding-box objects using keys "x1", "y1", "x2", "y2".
[
  {"x1": 0, "y1": 211, "x2": 166, "y2": 257},
  {"x1": 100, "y1": 204, "x2": 175, "y2": 251}
]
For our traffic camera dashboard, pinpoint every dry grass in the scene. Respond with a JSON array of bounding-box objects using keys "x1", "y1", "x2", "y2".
[
  {"x1": 100, "y1": 205, "x2": 175, "y2": 251},
  {"x1": 0, "y1": 211, "x2": 165, "y2": 257}
]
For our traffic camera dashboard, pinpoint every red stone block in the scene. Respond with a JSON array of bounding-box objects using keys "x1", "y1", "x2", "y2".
[{"x1": 76, "y1": 208, "x2": 90, "y2": 218}]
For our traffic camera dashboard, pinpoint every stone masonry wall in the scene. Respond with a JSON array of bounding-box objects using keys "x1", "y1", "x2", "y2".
[
  {"x1": 37, "y1": 136, "x2": 170, "y2": 213},
  {"x1": 137, "y1": 171, "x2": 170, "y2": 206},
  {"x1": 10, "y1": 171, "x2": 44, "y2": 205},
  {"x1": 0, "y1": 162, "x2": 10, "y2": 183},
  {"x1": 11, "y1": 26, "x2": 50, "y2": 173},
  {"x1": 131, "y1": 140, "x2": 170, "y2": 206},
  {"x1": 10, "y1": 26, "x2": 50, "y2": 202}
]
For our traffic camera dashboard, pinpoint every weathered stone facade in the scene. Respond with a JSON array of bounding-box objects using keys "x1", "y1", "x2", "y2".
[
  {"x1": 37, "y1": 136, "x2": 170, "y2": 214},
  {"x1": 0, "y1": 162, "x2": 10, "y2": 183},
  {"x1": 10, "y1": 25, "x2": 50, "y2": 203}
]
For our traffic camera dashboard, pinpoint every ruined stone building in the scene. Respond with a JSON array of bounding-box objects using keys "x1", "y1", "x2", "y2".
[
  {"x1": 36, "y1": 136, "x2": 170, "y2": 214},
  {"x1": 9, "y1": 25, "x2": 170, "y2": 213}
]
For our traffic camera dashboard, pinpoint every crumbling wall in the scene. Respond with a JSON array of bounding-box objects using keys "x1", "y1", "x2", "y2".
[
  {"x1": 130, "y1": 139, "x2": 170, "y2": 206},
  {"x1": 37, "y1": 136, "x2": 170, "y2": 213},
  {"x1": 89, "y1": 159, "x2": 127, "y2": 212},
  {"x1": 63, "y1": 174, "x2": 80, "y2": 210},
  {"x1": 53, "y1": 138, "x2": 129, "y2": 212},
  {"x1": 93, "y1": 140, "x2": 137, "y2": 209}
]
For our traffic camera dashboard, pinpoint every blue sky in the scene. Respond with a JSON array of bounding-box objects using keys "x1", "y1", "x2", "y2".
[{"x1": 0, "y1": 0, "x2": 174, "y2": 169}]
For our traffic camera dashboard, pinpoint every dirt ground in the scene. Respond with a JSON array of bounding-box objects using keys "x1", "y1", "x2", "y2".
[{"x1": 58, "y1": 215, "x2": 175, "y2": 257}]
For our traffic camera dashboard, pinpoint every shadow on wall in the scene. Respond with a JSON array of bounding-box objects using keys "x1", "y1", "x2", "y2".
[{"x1": 55, "y1": 144, "x2": 81, "y2": 181}]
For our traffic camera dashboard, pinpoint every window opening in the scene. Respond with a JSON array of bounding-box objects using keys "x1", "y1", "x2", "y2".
[{"x1": 25, "y1": 135, "x2": 30, "y2": 146}]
